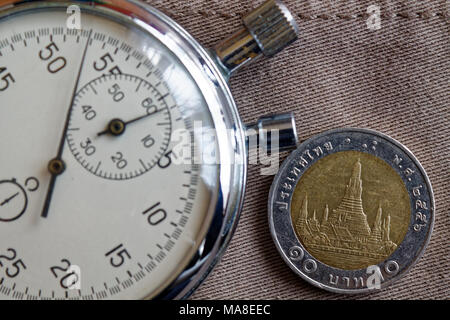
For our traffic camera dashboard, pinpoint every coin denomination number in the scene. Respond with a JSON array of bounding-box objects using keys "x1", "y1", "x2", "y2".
[{"x1": 288, "y1": 246, "x2": 317, "y2": 273}]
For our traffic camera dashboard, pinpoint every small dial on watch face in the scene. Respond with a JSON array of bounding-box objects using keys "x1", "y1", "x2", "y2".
[{"x1": 67, "y1": 74, "x2": 172, "y2": 180}]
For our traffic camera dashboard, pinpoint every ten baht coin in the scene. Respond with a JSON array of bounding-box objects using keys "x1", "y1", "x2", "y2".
[{"x1": 268, "y1": 128, "x2": 434, "y2": 293}]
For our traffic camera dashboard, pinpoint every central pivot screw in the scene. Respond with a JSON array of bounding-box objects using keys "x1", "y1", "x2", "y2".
[
  {"x1": 48, "y1": 158, "x2": 66, "y2": 176},
  {"x1": 108, "y1": 118, "x2": 126, "y2": 136}
]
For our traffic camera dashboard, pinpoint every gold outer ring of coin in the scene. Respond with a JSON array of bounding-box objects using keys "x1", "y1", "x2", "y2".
[{"x1": 268, "y1": 128, "x2": 435, "y2": 294}]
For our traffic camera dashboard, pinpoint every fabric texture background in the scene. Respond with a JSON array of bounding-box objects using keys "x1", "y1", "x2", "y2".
[{"x1": 144, "y1": 0, "x2": 449, "y2": 299}]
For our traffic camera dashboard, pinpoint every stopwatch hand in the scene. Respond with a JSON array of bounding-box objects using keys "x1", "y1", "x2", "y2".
[
  {"x1": 96, "y1": 108, "x2": 162, "y2": 137},
  {"x1": 41, "y1": 29, "x2": 93, "y2": 219}
]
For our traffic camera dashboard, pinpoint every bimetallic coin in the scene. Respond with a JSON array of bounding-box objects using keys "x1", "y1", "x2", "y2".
[{"x1": 268, "y1": 128, "x2": 434, "y2": 293}]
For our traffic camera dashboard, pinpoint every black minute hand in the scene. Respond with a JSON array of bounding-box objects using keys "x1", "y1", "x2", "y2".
[{"x1": 41, "y1": 29, "x2": 93, "y2": 219}]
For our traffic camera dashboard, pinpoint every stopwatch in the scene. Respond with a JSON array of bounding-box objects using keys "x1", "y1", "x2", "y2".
[{"x1": 0, "y1": 0, "x2": 299, "y2": 299}]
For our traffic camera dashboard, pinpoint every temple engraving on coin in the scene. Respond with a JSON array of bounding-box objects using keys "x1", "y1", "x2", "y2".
[{"x1": 291, "y1": 151, "x2": 411, "y2": 270}]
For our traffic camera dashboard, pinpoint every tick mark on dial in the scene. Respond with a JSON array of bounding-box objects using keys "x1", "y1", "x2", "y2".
[
  {"x1": 94, "y1": 161, "x2": 102, "y2": 174},
  {"x1": 89, "y1": 83, "x2": 98, "y2": 94},
  {"x1": 135, "y1": 79, "x2": 143, "y2": 92},
  {"x1": 158, "y1": 93, "x2": 169, "y2": 101},
  {"x1": 139, "y1": 159, "x2": 148, "y2": 170}
]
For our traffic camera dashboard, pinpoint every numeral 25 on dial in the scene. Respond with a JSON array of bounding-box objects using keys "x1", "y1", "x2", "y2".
[{"x1": 0, "y1": 248, "x2": 27, "y2": 278}]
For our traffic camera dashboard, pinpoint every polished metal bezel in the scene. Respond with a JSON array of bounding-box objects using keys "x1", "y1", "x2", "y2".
[
  {"x1": 0, "y1": 0, "x2": 247, "y2": 299},
  {"x1": 268, "y1": 128, "x2": 435, "y2": 294}
]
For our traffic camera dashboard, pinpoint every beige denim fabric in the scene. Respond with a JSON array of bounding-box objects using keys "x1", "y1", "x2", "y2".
[{"x1": 144, "y1": 0, "x2": 449, "y2": 299}]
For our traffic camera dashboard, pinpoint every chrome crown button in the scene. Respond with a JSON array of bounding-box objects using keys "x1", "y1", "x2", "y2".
[
  {"x1": 243, "y1": 0, "x2": 299, "y2": 57},
  {"x1": 214, "y1": 0, "x2": 299, "y2": 75}
]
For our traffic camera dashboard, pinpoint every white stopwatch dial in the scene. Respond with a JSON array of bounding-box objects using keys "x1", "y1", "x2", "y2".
[{"x1": 0, "y1": 2, "x2": 220, "y2": 299}]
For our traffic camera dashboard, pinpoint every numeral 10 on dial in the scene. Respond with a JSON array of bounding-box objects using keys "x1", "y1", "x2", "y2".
[{"x1": 143, "y1": 202, "x2": 167, "y2": 226}]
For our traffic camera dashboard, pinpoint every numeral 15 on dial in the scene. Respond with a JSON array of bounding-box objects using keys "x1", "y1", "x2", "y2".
[
  {"x1": 105, "y1": 244, "x2": 131, "y2": 268},
  {"x1": 0, "y1": 67, "x2": 15, "y2": 91}
]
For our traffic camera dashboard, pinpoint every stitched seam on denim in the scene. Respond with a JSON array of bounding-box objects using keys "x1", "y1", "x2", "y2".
[{"x1": 165, "y1": 10, "x2": 449, "y2": 20}]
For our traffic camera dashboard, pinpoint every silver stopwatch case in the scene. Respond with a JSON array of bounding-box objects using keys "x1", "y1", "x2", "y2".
[
  {"x1": 1, "y1": 0, "x2": 299, "y2": 299},
  {"x1": 133, "y1": 3, "x2": 249, "y2": 299},
  {"x1": 131, "y1": 0, "x2": 299, "y2": 299}
]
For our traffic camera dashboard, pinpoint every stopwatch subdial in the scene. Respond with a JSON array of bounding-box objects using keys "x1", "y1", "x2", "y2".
[
  {"x1": 67, "y1": 74, "x2": 172, "y2": 180},
  {"x1": 0, "y1": 179, "x2": 28, "y2": 222}
]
